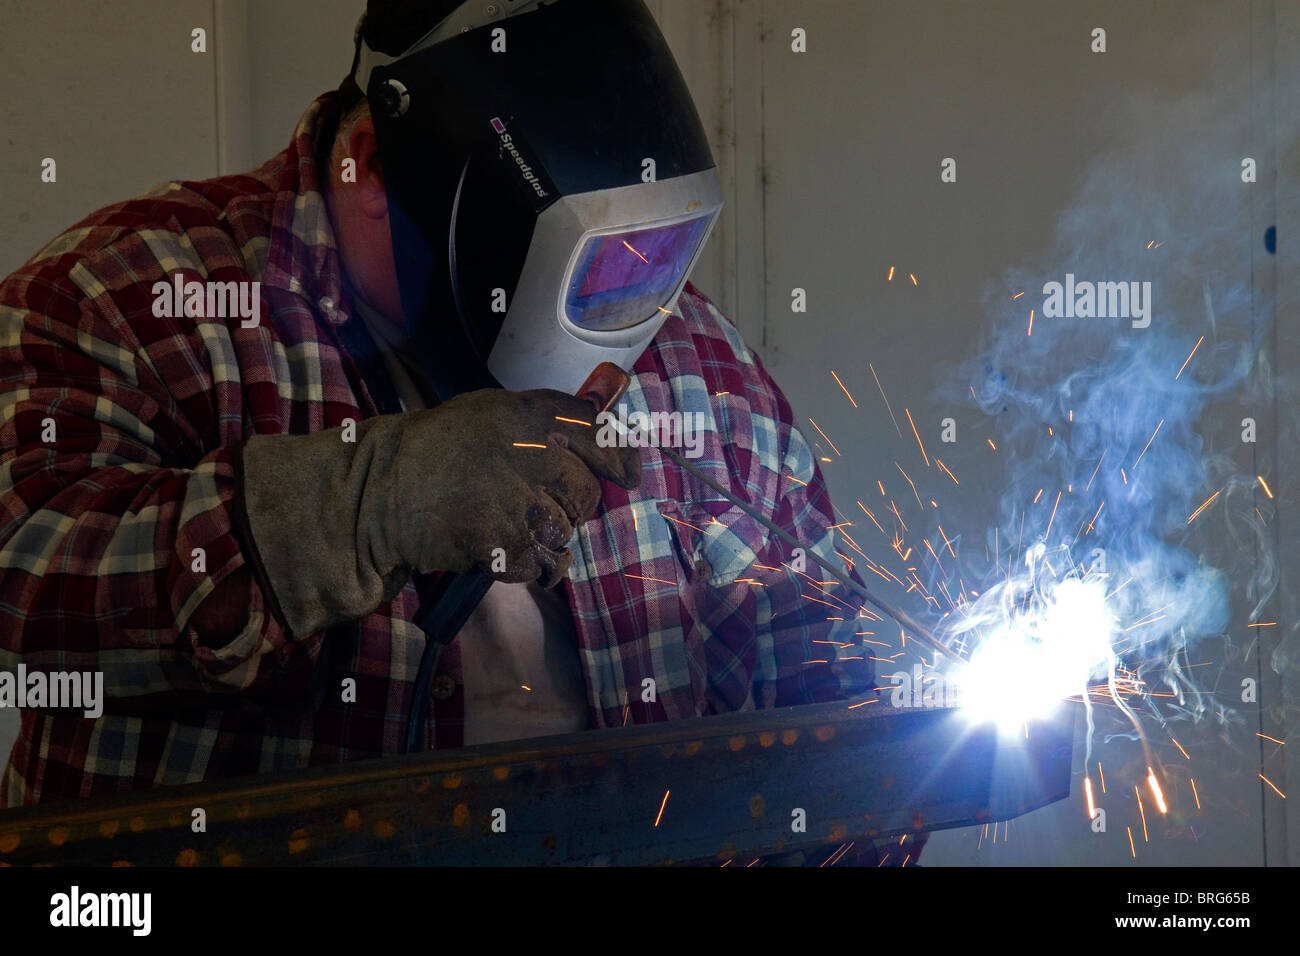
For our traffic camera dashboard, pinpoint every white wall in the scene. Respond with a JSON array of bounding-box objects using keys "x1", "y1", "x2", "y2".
[{"x1": 0, "y1": 1, "x2": 1291, "y2": 867}]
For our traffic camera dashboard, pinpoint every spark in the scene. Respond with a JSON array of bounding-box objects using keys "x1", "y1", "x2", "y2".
[
  {"x1": 1098, "y1": 762, "x2": 1106, "y2": 794},
  {"x1": 1190, "y1": 778, "x2": 1200, "y2": 809},
  {"x1": 1260, "y1": 773, "x2": 1286, "y2": 799},
  {"x1": 807, "y1": 417, "x2": 841, "y2": 455},
  {"x1": 654, "y1": 789, "x2": 671, "y2": 827},
  {"x1": 1033, "y1": 488, "x2": 1043, "y2": 504},
  {"x1": 622, "y1": 240, "x2": 650, "y2": 263},
  {"x1": 904, "y1": 408, "x2": 930, "y2": 466},
  {"x1": 625, "y1": 572, "x2": 678, "y2": 586},
  {"x1": 937, "y1": 524, "x2": 956, "y2": 558},
  {"x1": 554, "y1": 416, "x2": 591, "y2": 426},
  {"x1": 1147, "y1": 768, "x2": 1168, "y2": 814},
  {"x1": 657, "y1": 306, "x2": 673, "y2": 315},
  {"x1": 1249, "y1": 621, "x2": 1277, "y2": 628},
  {"x1": 1258, "y1": 475, "x2": 1274, "y2": 499},
  {"x1": 848, "y1": 698, "x2": 878, "y2": 709},
  {"x1": 856, "y1": 500, "x2": 885, "y2": 533},
  {"x1": 1085, "y1": 450, "x2": 1107, "y2": 491},
  {"x1": 715, "y1": 390, "x2": 729, "y2": 396},
  {"x1": 887, "y1": 265, "x2": 895, "y2": 281},
  {"x1": 1085, "y1": 776, "x2": 1096, "y2": 820},
  {"x1": 1131, "y1": 419, "x2": 1164, "y2": 471},
  {"x1": 935, "y1": 458, "x2": 959, "y2": 484},
  {"x1": 1085, "y1": 501, "x2": 1105, "y2": 535},
  {"x1": 1257, "y1": 733, "x2": 1285, "y2": 745},
  {"x1": 1135, "y1": 787, "x2": 1149, "y2": 841},
  {"x1": 1027, "y1": 309, "x2": 1034, "y2": 336},
  {"x1": 909, "y1": 273, "x2": 917, "y2": 286},
  {"x1": 1012, "y1": 291, "x2": 1025, "y2": 299},
  {"x1": 1120, "y1": 467, "x2": 1128, "y2": 485},
  {"x1": 987, "y1": 438, "x2": 997, "y2": 451},
  {"x1": 1045, "y1": 490, "x2": 1063, "y2": 539},
  {"x1": 895, "y1": 461, "x2": 923, "y2": 507},
  {"x1": 1187, "y1": 490, "x2": 1220, "y2": 525},
  {"x1": 830, "y1": 370, "x2": 858, "y2": 408},
  {"x1": 521, "y1": 684, "x2": 531, "y2": 691},
  {"x1": 1175, "y1": 335, "x2": 1204, "y2": 380},
  {"x1": 869, "y1": 363, "x2": 903, "y2": 437},
  {"x1": 512, "y1": 442, "x2": 547, "y2": 449},
  {"x1": 1171, "y1": 737, "x2": 1190, "y2": 760},
  {"x1": 1127, "y1": 826, "x2": 1136, "y2": 858},
  {"x1": 786, "y1": 474, "x2": 807, "y2": 487}
]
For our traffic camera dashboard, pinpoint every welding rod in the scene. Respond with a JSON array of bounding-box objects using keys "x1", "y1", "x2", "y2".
[{"x1": 656, "y1": 445, "x2": 958, "y2": 662}]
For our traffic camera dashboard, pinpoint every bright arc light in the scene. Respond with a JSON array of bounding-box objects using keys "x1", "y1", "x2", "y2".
[{"x1": 956, "y1": 576, "x2": 1115, "y2": 732}]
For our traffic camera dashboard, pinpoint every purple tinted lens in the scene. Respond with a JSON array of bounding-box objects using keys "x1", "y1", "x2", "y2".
[{"x1": 565, "y1": 216, "x2": 711, "y2": 331}]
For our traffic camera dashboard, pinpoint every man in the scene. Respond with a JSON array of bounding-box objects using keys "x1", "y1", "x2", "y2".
[{"x1": 0, "y1": 0, "x2": 870, "y2": 807}]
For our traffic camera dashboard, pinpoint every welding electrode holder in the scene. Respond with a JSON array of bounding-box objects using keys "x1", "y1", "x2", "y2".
[{"x1": 403, "y1": 363, "x2": 632, "y2": 753}]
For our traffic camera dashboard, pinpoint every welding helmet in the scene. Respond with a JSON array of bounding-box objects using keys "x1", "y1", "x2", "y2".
[{"x1": 349, "y1": 0, "x2": 723, "y2": 399}]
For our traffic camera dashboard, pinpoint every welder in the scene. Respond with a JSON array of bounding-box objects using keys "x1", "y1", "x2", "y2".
[{"x1": 0, "y1": 0, "x2": 871, "y2": 808}]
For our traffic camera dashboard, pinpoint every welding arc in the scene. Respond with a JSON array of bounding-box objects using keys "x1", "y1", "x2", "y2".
[{"x1": 655, "y1": 446, "x2": 957, "y2": 662}]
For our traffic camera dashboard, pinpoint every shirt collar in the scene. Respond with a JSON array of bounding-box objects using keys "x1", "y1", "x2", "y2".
[{"x1": 262, "y1": 92, "x2": 350, "y2": 326}]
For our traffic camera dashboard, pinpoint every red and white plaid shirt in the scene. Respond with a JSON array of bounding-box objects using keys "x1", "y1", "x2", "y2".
[{"x1": 0, "y1": 92, "x2": 872, "y2": 807}]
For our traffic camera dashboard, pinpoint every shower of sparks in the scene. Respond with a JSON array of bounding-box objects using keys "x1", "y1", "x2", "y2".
[
  {"x1": 1174, "y1": 335, "x2": 1204, "y2": 379},
  {"x1": 653, "y1": 789, "x2": 671, "y2": 827},
  {"x1": 830, "y1": 370, "x2": 858, "y2": 408},
  {"x1": 1147, "y1": 768, "x2": 1168, "y2": 814}
]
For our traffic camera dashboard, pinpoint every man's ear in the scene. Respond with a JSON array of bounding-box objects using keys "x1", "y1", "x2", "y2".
[{"x1": 346, "y1": 115, "x2": 389, "y2": 220}]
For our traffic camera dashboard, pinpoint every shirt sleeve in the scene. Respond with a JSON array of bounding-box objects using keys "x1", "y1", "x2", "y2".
[
  {"x1": 746, "y1": 352, "x2": 878, "y2": 709},
  {"x1": 0, "y1": 257, "x2": 302, "y2": 714}
]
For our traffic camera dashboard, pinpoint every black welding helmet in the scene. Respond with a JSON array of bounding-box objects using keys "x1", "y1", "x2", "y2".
[{"x1": 351, "y1": 0, "x2": 723, "y2": 399}]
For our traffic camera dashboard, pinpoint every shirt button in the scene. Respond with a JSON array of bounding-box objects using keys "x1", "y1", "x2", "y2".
[{"x1": 432, "y1": 675, "x2": 457, "y2": 700}]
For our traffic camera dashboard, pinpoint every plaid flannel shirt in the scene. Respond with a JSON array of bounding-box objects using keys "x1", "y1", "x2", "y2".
[{"x1": 0, "y1": 92, "x2": 872, "y2": 807}]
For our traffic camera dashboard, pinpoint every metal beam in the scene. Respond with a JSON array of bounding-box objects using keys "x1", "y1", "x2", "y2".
[{"x1": 0, "y1": 700, "x2": 1075, "y2": 866}]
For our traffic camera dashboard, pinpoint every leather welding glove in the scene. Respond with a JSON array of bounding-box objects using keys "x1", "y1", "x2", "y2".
[{"x1": 237, "y1": 388, "x2": 641, "y2": 639}]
